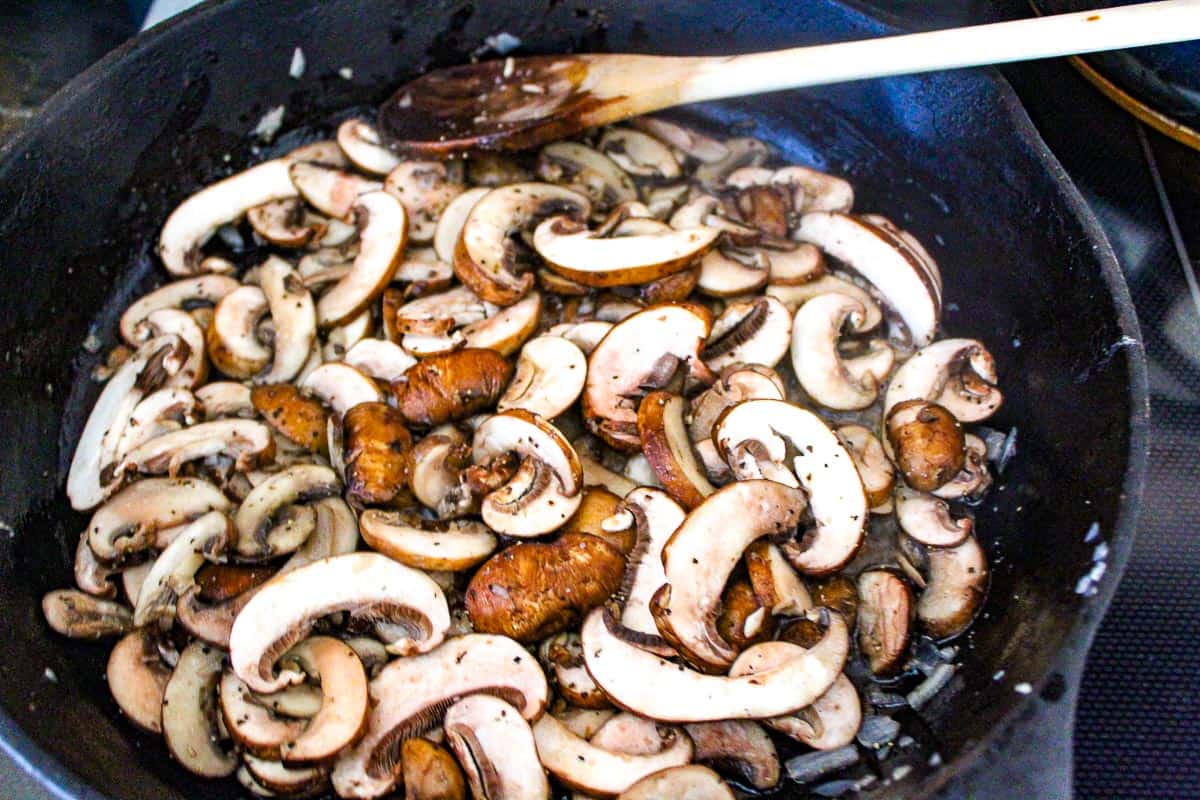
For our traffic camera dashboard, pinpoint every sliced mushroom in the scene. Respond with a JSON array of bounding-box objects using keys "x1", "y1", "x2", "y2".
[
  {"x1": 597, "y1": 128, "x2": 681, "y2": 180},
  {"x1": 88, "y1": 477, "x2": 231, "y2": 562},
  {"x1": 702, "y1": 296, "x2": 791, "y2": 373},
  {"x1": 120, "y1": 275, "x2": 241, "y2": 345},
  {"x1": 791, "y1": 292, "x2": 887, "y2": 410},
  {"x1": 556, "y1": 709, "x2": 617, "y2": 740},
  {"x1": 684, "y1": 720, "x2": 779, "y2": 789},
  {"x1": 885, "y1": 400, "x2": 966, "y2": 491},
  {"x1": 299, "y1": 362, "x2": 384, "y2": 417},
  {"x1": 68, "y1": 334, "x2": 191, "y2": 510},
  {"x1": 883, "y1": 338, "x2": 1003, "y2": 423},
  {"x1": 42, "y1": 589, "x2": 132, "y2": 639},
  {"x1": 933, "y1": 433, "x2": 993, "y2": 500},
  {"x1": 75, "y1": 536, "x2": 118, "y2": 598},
  {"x1": 636, "y1": 391, "x2": 715, "y2": 510},
  {"x1": 394, "y1": 285, "x2": 487, "y2": 352},
  {"x1": 695, "y1": 247, "x2": 769, "y2": 297},
  {"x1": 562, "y1": 487, "x2": 636, "y2": 554},
  {"x1": 691, "y1": 137, "x2": 772, "y2": 188},
  {"x1": 337, "y1": 119, "x2": 402, "y2": 175},
  {"x1": 163, "y1": 641, "x2": 237, "y2": 777},
  {"x1": 444, "y1": 695, "x2": 551, "y2": 800},
  {"x1": 252, "y1": 384, "x2": 330, "y2": 453},
  {"x1": 899, "y1": 532, "x2": 988, "y2": 639},
  {"x1": 576, "y1": 444, "x2": 639, "y2": 498},
  {"x1": 471, "y1": 410, "x2": 584, "y2": 536},
  {"x1": 133, "y1": 510, "x2": 231, "y2": 627},
  {"x1": 434, "y1": 186, "x2": 489, "y2": 264},
  {"x1": 342, "y1": 402, "x2": 413, "y2": 506},
  {"x1": 343, "y1": 338, "x2": 417, "y2": 382},
  {"x1": 289, "y1": 161, "x2": 382, "y2": 219},
  {"x1": 107, "y1": 628, "x2": 172, "y2": 733},
  {"x1": 384, "y1": 161, "x2": 465, "y2": 243},
  {"x1": 278, "y1": 496, "x2": 360, "y2": 575},
  {"x1": 253, "y1": 256, "x2": 317, "y2": 384},
  {"x1": 243, "y1": 754, "x2": 330, "y2": 796},
  {"x1": 454, "y1": 183, "x2": 590, "y2": 305},
  {"x1": 539, "y1": 632, "x2": 610, "y2": 709},
  {"x1": 895, "y1": 485, "x2": 972, "y2": 547},
  {"x1": 393, "y1": 348, "x2": 513, "y2": 428},
  {"x1": 360, "y1": 509, "x2": 497, "y2": 571},
  {"x1": 589, "y1": 712, "x2": 671, "y2": 755},
  {"x1": 407, "y1": 429, "x2": 476, "y2": 518},
  {"x1": 617, "y1": 765, "x2": 734, "y2": 800},
  {"x1": 331, "y1": 634, "x2": 548, "y2": 799},
  {"x1": 583, "y1": 303, "x2": 713, "y2": 451},
  {"x1": 220, "y1": 670, "x2": 308, "y2": 759},
  {"x1": 856, "y1": 569, "x2": 914, "y2": 676},
  {"x1": 277, "y1": 637, "x2": 369, "y2": 763},
  {"x1": 391, "y1": 250, "x2": 455, "y2": 298},
  {"x1": 546, "y1": 320, "x2": 613, "y2": 356},
  {"x1": 208, "y1": 286, "x2": 271, "y2": 379},
  {"x1": 160, "y1": 158, "x2": 298, "y2": 275},
  {"x1": 766, "y1": 243, "x2": 826, "y2": 285},
  {"x1": 499, "y1": 335, "x2": 587, "y2": 418},
  {"x1": 233, "y1": 464, "x2": 341, "y2": 559},
  {"x1": 650, "y1": 480, "x2": 805, "y2": 671},
  {"x1": 716, "y1": 579, "x2": 771, "y2": 651},
  {"x1": 402, "y1": 737, "x2": 468, "y2": 800},
  {"x1": 744, "y1": 541, "x2": 812, "y2": 616},
  {"x1": 131, "y1": 308, "x2": 208, "y2": 389},
  {"x1": 197, "y1": 381, "x2": 255, "y2": 420},
  {"x1": 537, "y1": 141, "x2": 638, "y2": 211},
  {"x1": 765, "y1": 275, "x2": 883, "y2": 330},
  {"x1": 794, "y1": 212, "x2": 941, "y2": 346},
  {"x1": 835, "y1": 424, "x2": 895, "y2": 511},
  {"x1": 115, "y1": 418, "x2": 275, "y2": 480},
  {"x1": 462, "y1": 292, "x2": 542, "y2": 356},
  {"x1": 768, "y1": 165, "x2": 854, "y2": 213},
  {"x1": 713, "y1": 400, "x2": 867, "y2": 575},
  {"x1": 230, "y1": 552, "x2": 450, "y2": 692},
  {"x1": 686, "y1": 365, "x2": 785, "y2": 444},
  {"x1": 629, "y1": 117, "x2": 729, "y2": 163},
  {"x1": 111, "y1": 387, "x2": 199, "y2": 467},
  {"x1": 247, "y1": 197, "x2": 327, "y2": 248},
  {"x1": 316, "y1": 191, "x2": 408, "y2": 327}
]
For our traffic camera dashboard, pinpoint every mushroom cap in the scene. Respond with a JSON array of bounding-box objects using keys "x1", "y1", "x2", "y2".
[
  {"x1": 401, "y1": 737, "x2": 468, "y2": 800},
  {"x1": 392, "y1": 348, "x2": 513, "y2": 429},
  {"x1": 444, "y1": 695, "x2": 550, "y2": 800},
  {"x1": 229, "y1": 552, "x2": 450, "y2": 692},
  {"x1": 885, "y1": 400, "x2": 966, "y2": 491}
]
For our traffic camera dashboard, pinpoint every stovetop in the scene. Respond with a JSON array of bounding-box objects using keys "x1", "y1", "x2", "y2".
[{"x1": 1, "y1": 1, "x2": 1197, "y2": 798}]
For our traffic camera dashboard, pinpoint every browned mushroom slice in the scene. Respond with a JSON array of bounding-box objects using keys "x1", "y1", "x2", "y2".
[
  {"x1": 120, "y1": 275, "x2": 241, "y2": 345},
  {"x1": 835, "y1": 424, "x2": 895, "y2": 512},
  {"x1": 650, "y1": 480, "x2": 804, "y2": 671},
  {"x1": 393, "y1": 348, "x2": 513, "y2": 428},
  {"x1": 900, "y1": 532, "x2": 989, "y2": 639},
  {"x1": 42, "y1": 590, "x2": 132, "y2": 639},
  {"x1": 703, "y1": 296, "x2": 792, "y2": 373},
  {"x1": 608, "y1": 487, "x2": 684, "y2": 656},
  {"x1": 562, "y1": 487, "x2": 634, "y2": 553},
  {"x1": 277, "y1": 637, "x2": 369, "y2": 763},
  {"x1": 251, "y1": 384, "x2": 329, "y2": 454},
  {"x1": 637, "y1": 391, "x2": 716, "y2": 510},
  {"x1": 583, "y1": 303, "x2": 713, "y2": 452},
  {"x1": 341, "y1": 402, "x2": 413, "y2": 506},
  {"x1": 454, "y1": 183, "x2": 590, "y2": 305},
  {"x1": 617, "y1": 765, "x2": 734, "y2": 800},
  {"x1": 715, "y1": 580, "x2": 771, "y2": 651},
  {"x1": 133, "y1": 510, "x2": 231, "y2": 627},
  {"x1": 159, "y1": 158, "x2": 298, "y2": 276},
  {"x1": 316, "y1": 191, "x2": 408, "y2": 327},
  {"x1": 107, "y1": 628, "x2": 172, "y2": 733},
  {"x1": 74, "y1": 536, "x2": 118, "y2": 598},
  {"x1": 444, "y1": 695, "x2": 551, "y2": 800},
  {"x1": 116, "y1": 418, "x2": 275, "y2": 480},
  {"x1": 230, "y1": 552, "x2": 450, "y2": 693},
  {"x1": 713, "y1": 400, "x2": 867, "y2": 576},
  {"x1": 791, "y1": 292, "x2": 892, "y2": 410},
  {"x1": 539, "y1": 632, "x2": 611, "y2": 709},
  {"x1": 247, "y1": 198, "x2": 326, "y2": 248},
  {"x1": 884, "y1": 338, "x2": 1003, "y2": 423},
  {"x1": 88, "y1": 477, "x2": 231, "y2": 562},
  {"x1": 401, "y1": 737, "x2": 468, "y2": 800},
  {"x1": 532, "y1": 713, "x2": 692, "y2": 798},
  {"x1": 360, "y1": 509, "x2": 497, "y2": 571},
  {"x1": 331, "y1": 634, "x2": 548, "y2": 799},
  {"x1": 337, "y1": 119, "x2": 402, "y2": 175},
  {"x1": 208, "y1": 286, "x2": 272, "y2": 379},
  {"x1": 384, "y1": 161, "x2": 465, "y2": 243},
  {"x1": 744, "y1": 541, "x2": 812, "y2": 616},
  {"x1": 856, "y1": 569, "x2": 914, "y2": 676},
  {"x1": 536, "y1": 141, "x2": 638, "y2": 211},
  {"x1": 465, "y1": 532, "x2": 623, "y2": 642},
  {"x1": 163, "y1": 641, "x2": 237, "y2": 778},
  {"x1": 684, "y1": 720, "x2": 779, "y2": 789}
]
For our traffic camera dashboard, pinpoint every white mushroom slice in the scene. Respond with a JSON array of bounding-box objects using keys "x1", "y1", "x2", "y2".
[
  {"x1": 590, "y1": 713, "x2": 669, "y2": 755},
  {"x1": 278, "y1": 497, "x2": 359, "y2": 575},
  {"x1": 230, "y1": 552, "x2": 450, "y2": 693},
  {"x1": 253, "y1": 256, "x2": 316, "y2": 384},
  {"x1": 745, "y1": 542, "x2": 812, "y2": 616},
  {"x1": 69, "y1": 334, "x2": 190, "y2": 510},
  {"x1": 629, "y1": 118, "x2": 729, "y2": 164},
  {"x1": 856, "y1": 569, "x2": 914, "y2": 676},
  {"x1": 392, "y1": 249, "x2": 454, "y2": 292},
  {"x1": 652, "y1": 481, "x2": 806, "y2": 670},
  {"x1": 835, "y1": 424, "x2": 895, "y2": 512},
  {"x1": 770, "y1": 166, "x2": 854, "y2": 213},
  {"x1": 395, "y1": 285, "x2": 488, "y2": 335},
  {"x1": 285, "y1": 139, "x2": 351, "y2": 168},
  {"x1": 132, "y1": 308, "x2": 208, "y2": 389},
  {"x1": 794, "y1": 213, "x2": 940, "y2": 345},
  {"x1": 278, "y1": 637, "x2": 369, "y2": 763},
  {"x1": 88, "y1": 477, "x2": 231, "y2": 562},
  {"x1": 75, "y1": 536, "x2": 118, "y2": 598},
  {"x1": 617, "y1": 765, "x2": 734, "y2": 800},
  {"x1": 713, "y1": 400, "x2": 867, "y2": 576},
  {"x1": 622, "y1": 453, "x2": 660, "y2": 488},
  {"x1": 462, "y1": 292, "x2": 542, "y2": 356},
  {"x1": 197, "y1": 381, "x2": 254, "y2": 419},
  {"x1": 533, "y1": 714, "x2": 692, "y2": 797},
  {"x1": 900, "y1": 533, "x2": 988, "y2": 639},
  {"x1": 236, "y1": 766, "x2": 275, "y2": 797},
  {"x1": 472, "y1": 410, "x2": 583, "y2": 537},
  {"x1": 247, "y1": 198, "x2": 327, "y2": 248},
  {"x1": 686, "y1": 365, "x2": 786, "y2": 443},
  {"x1": 317, "y1": 191, "x2": 407, "y2": 327},
  {"x1": 324, "y1": 309, "x2": 373, "y2": 362},
  {"x1": 42, "y1": 589, "x2": 132, "y2": 639},
  {"x1": 696, "y1": 248, "x2": 769, "y2": 297},
  {"x1": 684, "y1": 720, "x2": 780, "y2": 789},
  {"x1": 163, "y1": 641, "x2": 237, "y2": 778},
  {"x1": 234, "y1": 464, "x2": 341, "y2": 559},
  {"x1": 578, "y1": 451, "x2": 639, "y2": 498},
  {"x1": 883, "y1": 338, "x2": 1003, "y2": 422},
  {"x1": 693, "y1": 439, "x2": 732, "y2": 484},
  {"x1": 434, "y1": 186, "x2": 489, "y2": 264},
  {"x1": 220, "y1": 671, "x2": 307, "y2": 759},
  {"x1": 534, "y1": 216, "x2": 718, "y2": 288},
  {"x1": 547, "y1": 321, "x2": 613, "y2": 357},
  {"x1": 842, "y1": 337, "x2": 896, "y2": 387},
  {"x1": 243, "y1": 755, "x2": 329, "y2": 796},
  {"x1": 896, "y1": 485, "x2": 972, "y2": 547},
  {"x1": 539, "y1": 633, "x2": 610, "y2": 709},
  {"x1": 724, "y1": 166, "x2": 775, "y2": 189},
  {"x1": 692, "y1": 137, "x2": 772, "y2": 188},
  {"x1": 933, "y1": 433, "x2": 992, "y2": 500},
  {"x1": 107, "y1": 628, "x2": 172, "y2": 733},
  {"x1": 207, "y1": 285, "x2": 271, "y2": 379},
  {"x1": 298, "y1": 362, "x2": 383, "y2": 417},
  {"x1": 331, "y1": 634, "x2": 548, "y2": 799},
  {"x1": 766, "y1": 275, "x2": 883, "y2": 330},
  {"x1": 337, "y1": 119, "x2": 402, "y2": 175},
  {"x1": 160, "y1": 158, "x2": 298, "y2": 275},
  {"x1": 343, "y1": 338, "x2": 416, "y2": 382},
  {"x1": 583, "y1": 303, "x2": 713, "y2": 452},
  {"x1": 133, "y1": 511, "x2": 230, "y2": 626},
  {"x1": 636, "y1": 392, "x2": 715, "y2": 509},
  {"x1": 614, "y1": 488, "x2": 686, "y2": 655},
  {"x1": 408, "y1": 430, "x2": 475, "y2": 519},
  {"x1": 762, "y1": 243, "x2": 825, "y2": 286},
  {"x1": 597, "y1": 129, "x2": 681, "y2": 179},
  {"x1": 383, "y1": 161, "x2": 465, "y2": 243},
  {"x1": 703, "y1": 296, "x2": 791, "y2": 372},
  {"x1": 360, "y1": 509, "x2": 497, "y2": 571},
  {"x1": 500, "y1": 336, "x2": 587, "y2": 418},
  {"x1": 120, "y1": 275, "x2": 240, "y2": 344},
  {"x1": 595, "y1": 298, "x2": 644, "y2": 324},
  {"x1": 444, "y1": 696, "x2": 550, "y2": 800},
  {"x1": 556, "y1": 709, "x2": 617, "y2": 740},
  {"x1": 111, "y1": 387, "x2": 199, "y2": 464},
  {"x1": 289, "y1": 161, "x2": 382, "y2": 219},
  {"x1": 791, "y1": 292, "x2": 883, "y2": 410},
  {"x1": 454, "y1": 183, "x2": 591, "y2": 305},
  {"x1": 116, "y1": 418, "x2": 275, "y2": 479},
  {"x1": 537, "y1": 141, "x2": 638, "y2": 211}
]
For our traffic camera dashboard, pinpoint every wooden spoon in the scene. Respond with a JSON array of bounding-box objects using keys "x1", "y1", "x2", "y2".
[{"x1": 380, "y1": 0, "x2": 1200, "y2": 156}]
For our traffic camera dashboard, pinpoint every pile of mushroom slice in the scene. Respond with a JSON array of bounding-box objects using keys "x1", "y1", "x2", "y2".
[{"x1": 45, "y1": 110, "x2": 1008, "y2": 799}]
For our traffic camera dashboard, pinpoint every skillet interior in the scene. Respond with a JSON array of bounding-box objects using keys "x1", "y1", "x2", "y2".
[{"x1": 0, "y1": 0, "x2": 1146, "y2": 797}]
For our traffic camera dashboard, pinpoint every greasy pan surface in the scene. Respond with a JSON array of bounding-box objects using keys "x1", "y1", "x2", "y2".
[{"x1": 0, "y1": 0, "x2": 1147, "y2": 798}]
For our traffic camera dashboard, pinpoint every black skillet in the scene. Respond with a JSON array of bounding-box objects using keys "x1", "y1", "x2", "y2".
[{"x1": 0, "y1": 0, "x2": 1149, "y2": 798}]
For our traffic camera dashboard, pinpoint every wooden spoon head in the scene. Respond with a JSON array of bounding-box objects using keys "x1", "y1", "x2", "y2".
[{"x1": 379, "y1": 55, "x2": 625, "y2": 156}]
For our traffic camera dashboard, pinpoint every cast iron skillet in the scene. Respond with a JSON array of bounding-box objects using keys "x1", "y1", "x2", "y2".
[{"x1": 0, "y1": 0, "x2": 1149, "y2": 797}]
